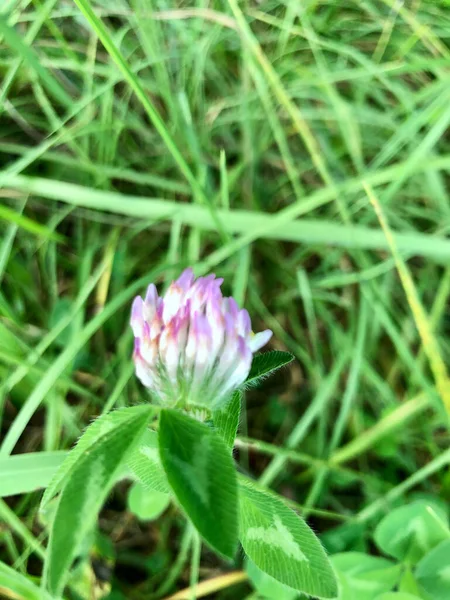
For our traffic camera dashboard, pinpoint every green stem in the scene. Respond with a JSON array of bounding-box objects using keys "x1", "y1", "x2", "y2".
[
  {"x1": 258, "y1": 350, "x2": 350, "y2": 487},
  {"x1": 237, "y1": 436, "x2": 386, "y2": 493},
  {"x1": 72, "y1": 0, "x2": 229, "y2": 243},
  {"x1": 151, "y1": 525, "x2": 193, "y2": 599},
  {"x1": 356, "y1": 446, "x2": 450, "y2": 522},
  {"x1": 189, "y1": 529, "x2": 202, "y2": 600},
  {"x1": 330, "y1": 393, "x2": 431, "y2": 466},
  {"x1": 0, "y1": 499, "x2": 45, "y2": 561}
]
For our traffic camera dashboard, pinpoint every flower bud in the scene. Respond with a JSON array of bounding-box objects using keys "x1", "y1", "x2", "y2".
[{"x1": 131, "y1": 268, "x2": 272, "y2": 409}]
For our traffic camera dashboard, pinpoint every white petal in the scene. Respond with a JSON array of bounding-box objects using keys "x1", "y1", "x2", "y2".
[
  {"x1": 130, "y1": 296, "x2": 144, "y2": 337},
  {"x1": 134, "y1": 358, "x2": 154, "y2": 388},
  {"x1": 139, "y1": 337, "x2": 158, "y2": 366},
  {"x1": 162, "y1": 283, "x2": 184, "y2": 324},
  {"x1": 144, "y1": 284, "x2": 159, "y2": 321},
  {"x1": 248, "y1": 329, "x2": 272, "y2": 353}
]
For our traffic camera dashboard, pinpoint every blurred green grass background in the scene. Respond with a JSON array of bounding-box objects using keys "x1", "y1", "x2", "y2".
[{"x1": 1, "y1": 0, "x2": 450, "y2": 598}]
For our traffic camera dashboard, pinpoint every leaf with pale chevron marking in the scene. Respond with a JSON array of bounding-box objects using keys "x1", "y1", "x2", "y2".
[
  {"x1": 44, "y1": 405, "x2": 153, "y2": 597},
  {"x1": 213, "y1": 390, "x2": 242, "y2": 452},
  {"x1": 159, "y1": 409, "x2": 238, "y2": 558},
  {"x1": 239, "y1": 477, "x2": 338, "y2": 599},
  {"x1": 41, "y1": 407, "x2": 141, "y2": 510},
  {"x1": 127, "y1": 429, "x2": 170, "y2": 493}
]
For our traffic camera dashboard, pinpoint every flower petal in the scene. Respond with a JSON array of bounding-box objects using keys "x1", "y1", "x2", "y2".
[
  {"x1": 176, "y1": 267, "x2": 195, "y2": 291},
  {"x1": 248, "y1": 329, "x2": 273, "y2": 352},
  {"x1": 130, "y1": 268, "x2": 275, "y2": 407},
  {"x1": 144, "y1": 283, "x2": 159, "y2": 321},
  {"x1": 130, "y1": 296, "x2": 144, "y2": 337}
]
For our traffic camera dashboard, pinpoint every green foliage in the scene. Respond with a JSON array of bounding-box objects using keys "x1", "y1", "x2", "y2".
[
  {"x1": 213, "y1": 390, "x2": 242, "y2": 451},
  {"x1": 2, "y1": 0, "x2": 450, "y2": 597},
  {"x1": 322, "y1": 521, "x2": 367, "y2": 554},
  {"x1": 126, "y1": 429, "x2": 170, "y2": 493},
  {"x1": 0, "y1": 451, "x2": 65, "y2": 497},
  {"x1": 246, "y1": 558, "x2": 298, "y2": 600},
  {"x1": 329, "y1": 499, "x2": 450, "y2": 600},
  {"x1": 48, "y1": 298, "x2": 79, "y2": 352},
  {"x1": 416, "y1": 539, "x2": 450, "y2": 600},
  {"x1": 374, "y1": 501, "x2": 450, "y2": 563},
  {"x1": 375, "y1": 594, "x2": 422, "y2": 600},
  {"x1": 0, "y1": 561, "x2": 53, "y2": 600},
  {"x1": 331, "y1": 553, "x2": 401, "y2": 600},
  {"x1": 245, "y1": 351, "x2": 294, "y2": 389},
  {"x1": 239, "y1": 478, "x2": 338, "y2": 599},
  {"x1": 158, "y1": 409, "x2": 239, "y2": 559},
  {"x1": 41, "y1": 407, "x2": 140, "y2": 510},
  {"x1": 44, "y1": 406, "x2": 152, "y2": 596},
  {"x1": 127, "y1": 482, "x2": 170, "y2": 521}
]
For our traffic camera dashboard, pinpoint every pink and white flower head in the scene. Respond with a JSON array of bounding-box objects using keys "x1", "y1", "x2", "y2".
[{"x1": 130, "y1": 268, "x2": 272, "y2": 410}]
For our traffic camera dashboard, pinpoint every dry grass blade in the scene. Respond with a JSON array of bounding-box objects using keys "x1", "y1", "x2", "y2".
[
  {"x1": 364, "y1": 181, "x2": 450, "y2": 417},
  {"x1": 162, "y1": 571, "x2": 247, "y2": 600}
]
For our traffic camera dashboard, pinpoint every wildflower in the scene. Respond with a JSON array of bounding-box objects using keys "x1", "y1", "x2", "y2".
[{"x1": 130, "y1": 268, "x2": 272, "y2": 409}]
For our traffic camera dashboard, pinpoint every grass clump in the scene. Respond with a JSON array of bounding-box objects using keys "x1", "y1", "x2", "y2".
[{"x1": 1, "y1": 1, "x2": 450, "y2": 599}]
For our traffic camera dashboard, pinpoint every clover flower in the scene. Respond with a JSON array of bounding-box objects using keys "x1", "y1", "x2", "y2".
[{"x1": 130, "y1": 268, "x2": 272, "y2": 409}]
